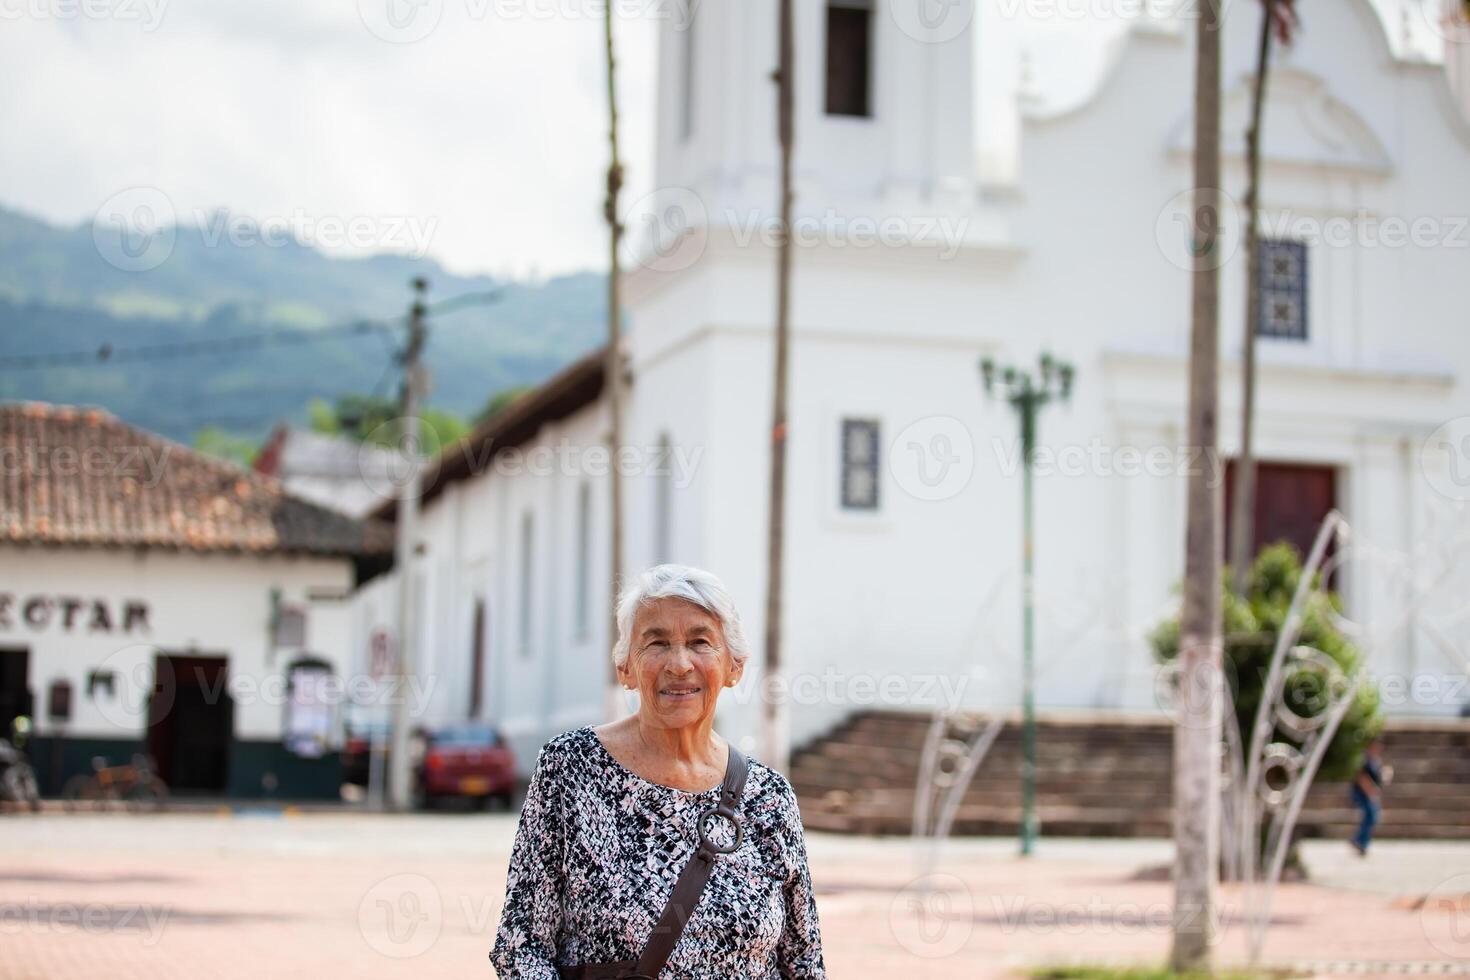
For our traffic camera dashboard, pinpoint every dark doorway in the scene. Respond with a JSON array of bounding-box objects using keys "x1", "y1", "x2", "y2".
[
  {"x1": 0, "y1": 647, "x2": 31, "y2": 738},
  {"x1": 1224, "y1": 461, "x2": 1338, "y2": 567},
  {"x1": 147, "y1": 654, "x2": 232, "y2": 792}
]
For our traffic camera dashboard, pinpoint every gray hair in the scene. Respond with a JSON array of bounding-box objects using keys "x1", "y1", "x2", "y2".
[{"x1": 612, "y1": 564, "x2": 750, "y2": 669}]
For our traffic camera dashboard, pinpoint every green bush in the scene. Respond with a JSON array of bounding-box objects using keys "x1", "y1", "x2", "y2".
[{"x1": 1150, "y1": 542, "x2": 1383, "y2": 782}]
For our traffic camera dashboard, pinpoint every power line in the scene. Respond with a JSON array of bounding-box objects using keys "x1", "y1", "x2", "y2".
[
  {"x1": 423, "y1": 288, "x2": 504, "y2": 318},
  {"x1": 0, "y1": 318, "x2": 397, "y2": 371},
  {"x1": 0, "y1": 290, "x2": 506, "y2": 373}
]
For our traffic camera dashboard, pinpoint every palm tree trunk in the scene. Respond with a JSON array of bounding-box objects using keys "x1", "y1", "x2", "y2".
[
  {"x1": 762, "y1": 0, "x2": 795, "y2": 773},
  {"x1": 603, "y1": 1, "x2": 626, "y2": 722},
  {"x1": 1171, "y1": 0, "x2": 1225, "y2": 970},
  {"x1": 1229, "y1": 0, "x2": 1277, "y2": 597}
]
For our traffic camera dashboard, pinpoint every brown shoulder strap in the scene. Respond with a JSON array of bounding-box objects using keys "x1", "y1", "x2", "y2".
[{"x1": 630, "y1": 744, "x2": 748, "y2": 979}]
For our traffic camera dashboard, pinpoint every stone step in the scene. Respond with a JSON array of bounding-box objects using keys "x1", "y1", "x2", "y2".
[
  {"x1": 793, "y1": 773, "x2": 1172, "y2": 802},
  {"x1": 792, "y1": 710, "x2": 1470, "y2": 840}
]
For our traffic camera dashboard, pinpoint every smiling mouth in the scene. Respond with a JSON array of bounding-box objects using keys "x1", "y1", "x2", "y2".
[{"x1": 659, "y1": 686, "x2": 702, "y2": 698}]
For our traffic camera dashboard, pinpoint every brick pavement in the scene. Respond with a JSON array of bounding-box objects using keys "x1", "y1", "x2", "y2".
[{"x1": 0, "y1": 813, "x2": 1465, "y2": 979}]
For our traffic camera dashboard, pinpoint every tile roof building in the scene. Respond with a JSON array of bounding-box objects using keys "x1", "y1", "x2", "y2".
[
  {"x1": 0, "y1": 402, "x2": 393, "y2": 800},
  {"x1": 1, "y1": 402, "x2": 393, "y2": 558},
  {"x1": 253, "y1": 425, "x2": 403, "y2": 520}
]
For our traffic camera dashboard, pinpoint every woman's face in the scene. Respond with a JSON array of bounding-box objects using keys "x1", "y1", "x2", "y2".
[{"x1": 618, "y1": 596, "x2": 743, "y2": 731}]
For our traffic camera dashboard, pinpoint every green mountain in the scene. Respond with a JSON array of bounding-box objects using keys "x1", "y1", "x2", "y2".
[{"x1": 0, "y1": 203, "x2": 606, "y2": 445}]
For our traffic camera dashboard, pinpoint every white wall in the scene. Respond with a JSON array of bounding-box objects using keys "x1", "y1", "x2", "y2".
[
  {"x1": 371, "y1": 0, "x2": 1470, "y2": 770},
  {"x1": 355, "y1": 402, "x2": 626, "y2": 765},
  {"x1": 627, "y1": 0, "x2": 1470, "y2": 744},
  {"x1": 1016, "y1": 0, "x2": 1470, "y2": 716},
  {"x1": 0, "y1": 547, "x2": 355, "y2": 742}
]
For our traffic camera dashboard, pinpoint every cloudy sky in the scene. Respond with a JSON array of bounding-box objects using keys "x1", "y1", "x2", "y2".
[{"x1": 0, "y1": 0, "x2": 1436, "y2": 279}]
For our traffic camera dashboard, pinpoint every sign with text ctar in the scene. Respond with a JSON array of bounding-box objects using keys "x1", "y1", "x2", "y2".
[{"x1": 0, "y1": 593, "x2": 151, "y2": 635}]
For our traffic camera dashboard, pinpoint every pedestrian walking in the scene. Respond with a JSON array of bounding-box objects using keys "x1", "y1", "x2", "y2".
[{"x1": 1350, "y1": 737, "x2": 1389, "y2": 856}]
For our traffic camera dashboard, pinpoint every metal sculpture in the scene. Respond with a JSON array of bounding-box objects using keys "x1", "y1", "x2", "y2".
[
  {"x1": 1233, "y1": 510, "x2": 1367, "y2": 964},
  {"x1": 912, "y1": 712, "x2": 1007, "y2": 840},
  {"x1": 911, "y1": 710, "x2": 1006, "y2": 878}
]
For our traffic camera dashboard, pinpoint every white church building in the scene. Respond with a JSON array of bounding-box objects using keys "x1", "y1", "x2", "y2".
[{"x1": 356, "y1": 0, "x2": 1470, "y2": 767}]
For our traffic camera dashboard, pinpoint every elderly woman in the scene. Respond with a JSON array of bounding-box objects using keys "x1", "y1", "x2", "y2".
[{"x1": 490, "y1": 564, "x2": 827, "y2": 979}]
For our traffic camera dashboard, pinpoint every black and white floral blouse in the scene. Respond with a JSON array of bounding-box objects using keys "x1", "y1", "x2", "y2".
[{"x1": 490, "y1": 726, "x2": 827, "y2": 979}]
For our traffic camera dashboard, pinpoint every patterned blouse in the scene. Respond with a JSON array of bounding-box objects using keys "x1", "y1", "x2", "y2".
[{"x1": 490, "y1": 726, "x2": 827, "y2": 979}]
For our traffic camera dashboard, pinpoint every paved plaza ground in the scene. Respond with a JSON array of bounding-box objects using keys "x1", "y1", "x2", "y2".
[{"x1": 0, "y1": 810, "x2": 1466, "y2": 979}]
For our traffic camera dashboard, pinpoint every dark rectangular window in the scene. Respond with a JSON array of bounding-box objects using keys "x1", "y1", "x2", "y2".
[
  {"x1": 841, "y1": 419, "x2": 880, "y2": 510},
  {"x1": 1257, "y1": 239, "x2": 1308, "y2": 341},
  {"x1": 468, "y1": 598, "x2": 487, "y2": 718},
  {"x1": 825, "y1": 2, "x2": 872, "y2": 118}
]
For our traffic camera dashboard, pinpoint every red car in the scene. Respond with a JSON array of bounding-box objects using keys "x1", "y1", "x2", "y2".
[
  {"x1": 341, "y1": 721, "x2": 389, "y2": 789},
  {"x1": 415, "y1": 724, "x2": 518, "y2": 810}
]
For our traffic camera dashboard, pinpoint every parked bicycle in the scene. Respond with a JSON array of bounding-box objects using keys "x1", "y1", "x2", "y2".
[{"x1": 63, "y1": 755, "x2": 168, "y2": 812}]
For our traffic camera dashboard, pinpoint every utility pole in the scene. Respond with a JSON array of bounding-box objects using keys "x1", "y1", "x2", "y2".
[
  {"x1": 603, "y1": 0, "x2": 627, "y2": 722},
  {"x1": 979, "y1": 352, "x2": 1074, "y2": 857},
  {"x1": 387, "y1": 277, "x2": 428, "y2": 811},
  {"x1": 1231, "y1": 0, "x2": 1293, "y2": 597},
  {"x1": 762, "y1": 0, "x2": 795, "y2": 774},
  {"x1": 1173, "y1": 0, "x2": 1225, "y2": 966}
]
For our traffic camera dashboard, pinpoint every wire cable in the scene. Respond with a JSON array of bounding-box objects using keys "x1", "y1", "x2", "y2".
[
  {"x1": 0, "y1": 289, "x2": 504, "y2": 372},
  {"x1": 0, "y1": 317, "x2": 399, "y2": 371}
]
